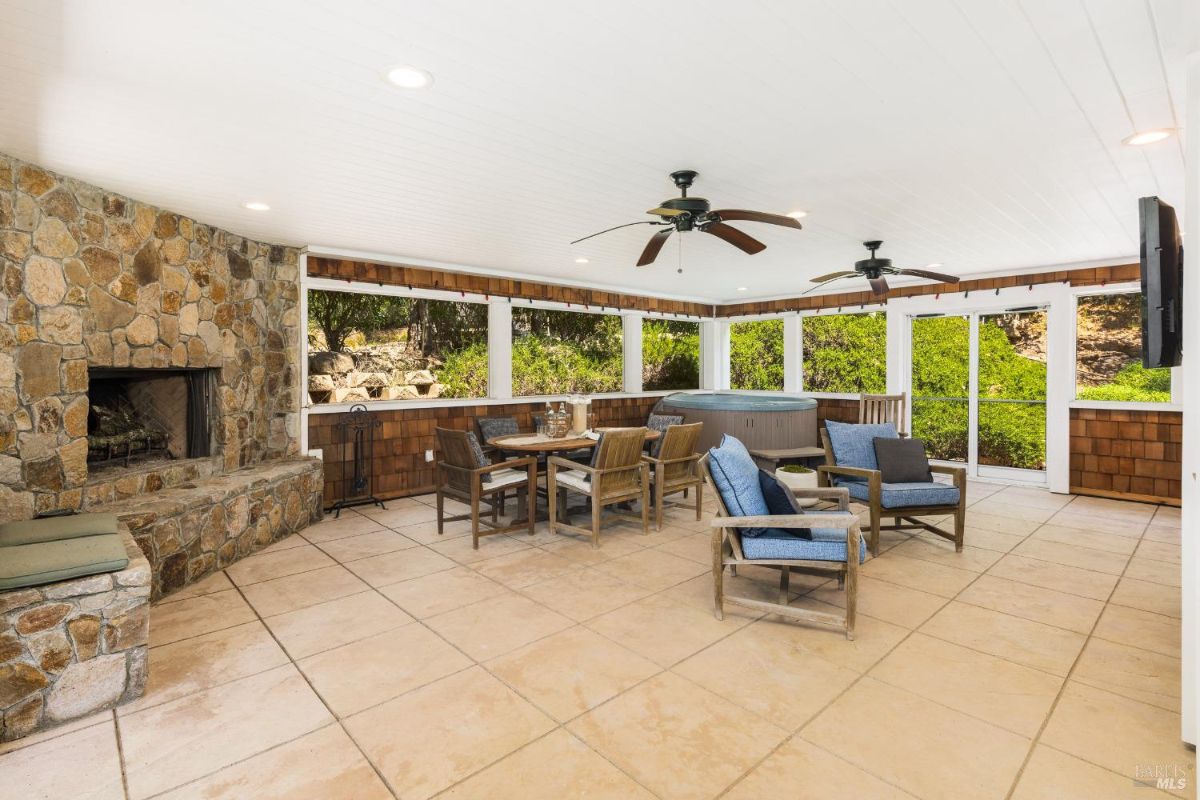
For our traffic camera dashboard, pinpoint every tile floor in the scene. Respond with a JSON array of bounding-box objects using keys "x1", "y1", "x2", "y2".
[{"x1": 3, "y1": 483, "x2": 1191, "y2": 799}]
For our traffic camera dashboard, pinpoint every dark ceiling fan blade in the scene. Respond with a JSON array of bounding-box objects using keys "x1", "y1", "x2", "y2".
[
  {"x1": 636, "y1": 228, "x2": 674, "y2": 267},
  {"x1": 809, "y1": 270, "x2": 858, "y2": 283},
  {"x1": 647, "y1": 207, "x2": 688, "y2": 217},
  {"x1": 711, "y1": 209, "x2": 803, "y2": 230},
  {"x1": 869, "y1": 275, "x2": 890, "y2": 296},
  {"x1": 800, "y1": 275, "x2": 856, "y2": 295},
  {"x1": 897, "y1": 268, "x2": 960, "y2": 284},
  {"x1": 704, "y1": 222, "x2": 766, "y2": 255},
  {"x1": 570, "y1": 220, "x2": 664, "y2": 245}
]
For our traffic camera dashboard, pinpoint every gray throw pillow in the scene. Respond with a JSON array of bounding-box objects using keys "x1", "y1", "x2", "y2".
[{"x1": 872, "y1": 437, "x2": 932, "y2": 483}]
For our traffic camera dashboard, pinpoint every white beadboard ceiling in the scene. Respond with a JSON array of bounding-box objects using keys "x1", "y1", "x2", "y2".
[{"x1": 0, "y1": 0, "x2": 1191, "y2": 303}]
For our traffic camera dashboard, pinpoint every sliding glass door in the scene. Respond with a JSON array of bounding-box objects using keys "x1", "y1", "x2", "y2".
[{"x1": 908, "y1": 308, "x2": 1048, "y2": 483}]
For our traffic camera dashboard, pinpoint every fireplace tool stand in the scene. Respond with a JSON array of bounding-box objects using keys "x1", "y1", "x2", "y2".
[{"x1": 329, "y1": 404, "x2": 387, "y2": 518}]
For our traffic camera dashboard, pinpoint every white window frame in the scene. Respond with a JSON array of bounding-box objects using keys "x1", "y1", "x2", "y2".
[
  {"x1": 1068, "y1": 281, "x2": 1183, "y2": 411},
  {"x1": 723, "y1": 312, "x2": 789, "y2": 393}
]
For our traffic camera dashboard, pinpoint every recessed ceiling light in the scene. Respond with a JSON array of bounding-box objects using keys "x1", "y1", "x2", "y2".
[
  {"x1": 242, "y1": 201, "x2": 270, "y2": 211},
  {"x1": 736, "y1": 286, "x2": 748, "y2": 292},
  {"x1": 384, "y1": 65, "x2": 434, "y2": 89},
  {"x1": 924, "y1": 262, "x2": 943, "y2": 269},
  {"x1": 574, "y1": 257, "x2": 589, "y2": 264},
  {"x1": 786, "y1": 210, "x2": 808, "y2": 219},
  {"x1": 1122, "y1": 129, "x2": 1174, "y2": 146}
]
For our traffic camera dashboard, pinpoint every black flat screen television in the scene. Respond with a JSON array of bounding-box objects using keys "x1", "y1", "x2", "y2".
[{"x1": 1139, "y1": 196, "x2": 1183, "y2": 368}]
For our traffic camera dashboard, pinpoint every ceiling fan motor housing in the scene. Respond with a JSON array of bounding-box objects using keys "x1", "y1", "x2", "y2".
[{"x1": 855, "y1": 256, "x2": 892, "y2": 277}]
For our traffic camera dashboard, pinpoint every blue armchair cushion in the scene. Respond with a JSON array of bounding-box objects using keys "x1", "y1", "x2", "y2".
[
  {"x1": 740, "y1": 511, "x2": 866, "y2": 562},
  {"x1": 825, "y1": 420, "x2": 899, "y2": 473},
  {"x1": 755, "y1": 470, "x2": 812, "y2": 540},
  {"x1": 707, "y1": 435, "x2": 769, "y2": 521},
  {"x1": 843, "y1": 480, "x2": 960, "y2": 509}
]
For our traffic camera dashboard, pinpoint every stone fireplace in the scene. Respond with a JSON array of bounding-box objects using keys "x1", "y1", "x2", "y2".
[{"x1": 86, "y1": 367, "x2": 218, "y2": 467}]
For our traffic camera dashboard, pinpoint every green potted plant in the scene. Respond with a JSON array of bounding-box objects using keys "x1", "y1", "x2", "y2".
[{"x1": 775, "y1": 463, "x2": 818, "y2": 506}]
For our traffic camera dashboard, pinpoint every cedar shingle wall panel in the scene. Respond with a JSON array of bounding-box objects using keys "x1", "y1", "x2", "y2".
[{"x1": 1069, "y1": 408, "x2": 1180, "y2": 504}]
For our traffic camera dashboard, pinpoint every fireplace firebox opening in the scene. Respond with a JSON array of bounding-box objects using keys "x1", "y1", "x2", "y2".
[{"x1": 86, "y1": 368, "x2": 219, "y2": 467}]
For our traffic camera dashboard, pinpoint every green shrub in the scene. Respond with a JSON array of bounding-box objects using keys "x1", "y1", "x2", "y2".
[
  {"x1": 802, "y1": 313, "x2": 886, "y2": 393},
  {"x1": 1078, "y1": 362, "x2": 1171, "y2": 402},
  {"x1": 437, "y1": 341, "x2": 489, "y2": 398},
  {"x1": 643, "y1": 320, "x2": 700, "y2": 390},
  {"x1": 730, "y1": 319, "x2": 784, "y2": 390}
]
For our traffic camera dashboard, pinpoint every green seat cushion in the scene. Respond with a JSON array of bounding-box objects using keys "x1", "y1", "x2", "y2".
[
  {"x1": 0, "y1": 513, "x2": 119, "y2": 547},
  {"x1": 0, "y1": 534, "x2": 130, "y2": 590}
]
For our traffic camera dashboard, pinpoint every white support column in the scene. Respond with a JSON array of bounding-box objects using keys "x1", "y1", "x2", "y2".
[
  {"x1": 623, "y1": 312, "x2": 644, "y2": 394},
  {"x1": 885, "y1": 304, "x2": 907, "y2": 396},
  {"x1": 783, "y1": 314, "x2": 802, "y2": 393},
  {"x1": 700, "y1": 319, "x2": 727, "y2": 390},
  {"x1": 488, "y1": 299, "x2": 513, "y2": 399},
  {"x1": 1180, "y1": 49, "x2": 1199, "y2": 747},
  {"x1": 1044, "y1": 283, "x2": 1073, "y2": 494},
  {"x1": 298, "y1": 251, "x2": 310, "y2": 455}
]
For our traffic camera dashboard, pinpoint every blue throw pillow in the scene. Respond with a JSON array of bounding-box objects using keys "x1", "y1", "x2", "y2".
[
  {"x1": 707, "y1": 435, "x2": 768, "y2": 518},
  {"x1": 755, "y1": 470, "x2": 812, "y2": 540},
  {"x1": 825, "y1": 420, "x2": 899, "y2": 472}
]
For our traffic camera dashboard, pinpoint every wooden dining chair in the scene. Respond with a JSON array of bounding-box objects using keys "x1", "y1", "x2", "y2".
[
  {"x1": 642, "y1": 422, "x2": 704, "y2": 530},
  {"x1": 435, "y1": 427, "x2": 536, "y2": 549},
  {"x1": 858, "y1": 392, "x2": 907, "y2": 436},
  {"x1": 547, "y1": 427, "x2": 649, "y2": 548}
]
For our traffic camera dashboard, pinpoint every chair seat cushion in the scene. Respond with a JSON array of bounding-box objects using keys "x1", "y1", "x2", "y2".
[
  {"x1": 487, "y1": 468, "x2": 532, "y2": 491},
  {"x1": 0, "y1": 513, "x2": 119, "y2": 547},
  {"x1": 843, "y1": 480, "x2": 960, "y2": 509},
  {"x1": 740, "y1": 513, "x2": 866, "y2": 563},
  {"x1": 0, "y1": 533, "x2": 130, "y2": 590},
  {"x1": 825, "y1": 420, "x2": 898, "y2": 471},
  {"x1": 707, "y1": 435, "x2": 769, "y2": 519},
  {"x1": 554, "y1": 469, "x2": 592, "y2": 494}
]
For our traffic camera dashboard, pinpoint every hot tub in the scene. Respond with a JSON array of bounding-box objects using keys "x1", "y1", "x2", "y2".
[{"x1": 655, "y1": 392, "x2": 819, "y2": 453}]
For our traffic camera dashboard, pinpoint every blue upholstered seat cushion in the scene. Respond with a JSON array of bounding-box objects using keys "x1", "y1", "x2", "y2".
[
  {"x1": 825, "y1": 420, "x2": 899, "y2": 473},
  {"x1": 707, "y1": 435, "x2": 769, "y2": 519},
  {"x1": 843, "y1": 480, "x2": 960, "y2": 509},
  {"x1": 740, "y1": 511, "x2": 866, "y2": 562}
]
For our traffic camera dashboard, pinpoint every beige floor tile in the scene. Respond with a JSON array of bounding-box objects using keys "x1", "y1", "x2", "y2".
[
  {"x1": 957, "y1": 574, "x2": 1104, "y2": 634},
  {"x1": 302, "y1": 513, "x2": 387, "y2": 543},
  {"x1": 888, "y1": 537, "x2": 1003, "y2": 572},
  {"x1": 0, "y1": 708, "x2": 112, "y2": 756},
  {"x1": 725, "y1": 736, "x2": 914, "y2": 799},
  {"x1": 299, "y1": 624, "x2": 471, "y2": 717},
  {"x1": 0, "y1": 719, "x2": 124, "y2": 800},
  {"x1": 651, "y1": 531, "x2": 713, "y2": 564},
  {"x1": 123, "y1": 621, "x2": 288, "y2": 714},
  {"x1": 870, "y1": 632, "x2": 1062, "y2": 737},
  {"x1": 764, "y1": 598, "x2": 909, "y2": 672},
  {"x1": 120, "y1": 664, "x2": 332, "y2": 799},
  {"x1": 808, "y1": 574, "x2": 947, "y2": 629},
  {"x1": 960, "y1": 511, "x2": 1042, "y2": 535},
  {"x1": 1045, "y1": 509, "x2": 1147, "y2": 538},
  {"x1": 518, "y1": 567, "x2": 654, "y2": 622},
  {"x1": 1151, "y1": 504, "x2": 1180, "y2": 523},
  {"x1": 988, "y1": 554, "x2": 1118, "y2": 601},
  {"x1": 377, "y1": 566, "x2": 507, "y2": 619},
  {"x1": 155, "y1": 724, "x2": 392, "y2": 800},
  {"x1": 471, "y1": 547, "x2": 583, "y2": 589},
  {"x1": 425, "y1": 591, "x2": 573, "y2": 660},
  {"x1": 674, "y1": 621, "x2": 859, "y2": 730},
  {"x1": 990, "y1": 486, "x2": 1074, "y2": 510},
  {"x1": 960, "y1": 525, "x2": 1028, "y2": 552},
  {"x1": 569, "y1": 671, "x2": 788, "y2": 800},
  {"x1": 859, "y1": 553, "x2": 977, "y2": 598},
  {"x1": 150, "y1": 588, "x2": 257, "y2": 647},
  {"x1": 360, "y1": 497, "x2": 427, "y2": 517},
  {"x1": 658, "y1": 567, "x2": 813, "y2": 615},
  {"x1": 263, "y1": 591, "x2": 413, "y2": 659},
  {"x1": 356, "y1": 503, "x2": 440, "y2": 530},
  {"x1": 1136, "y1": 539, "x2": 1181, "y2": 565},
  {"x1": 802, "y1": 676, "x2": 1029, "y2": 800},
  {"x1": 586, "y1": 590, "x2": 752, "y2": 667},
  {"x1": 1012, "y1": 744, "x2": 1175, "y2": 800},
  {"x1": 920, "y1": 601, "x2": 1086, "y2": 676},
  {"x1": 1125, "y1": 556, "x2": 1183, "y2": 586},
  {"x1": 225, "y1": 544, "x2": 336, "y2": 586},
  {"x1": 315, "y1": 528, "x2": 419, "y2": 563},
  {"x1": 1092, "y1": 604, "x2": 1181, "y2": 657},
  {"x1": 970, "y1": 499, "x2": 1057, "y2": 523},
  {"x1": 240, "y1": 564, "x2": 369, "y2": 617},
  {"x1": 1111, "y1": 576, "x2": 1180, "y2": 618},
  {"x1": 439, "y1": 729, "x2": 655, "y2": 799},
  {"x1": 592, "y1": 547, "x2": 711, "y2": 591},
  {"x1": 1144, "y1": 524, "x2": 1181, "y2": 545},
  {"x1": 486, "y1": 626, "x2": 659, "y2": 722},
  {"x1": 391, "y1": 517, "x2": 473, "y2": 544},
  {"x1": 1072, "y1": 638, "x2": 1181, "y2": 711},
  {"x1": 539, "y1": 533, "x2": 646, "y2": 565},
  {"x1": 1063, "y1": 496, "x2": 1158, "y2": 523},
  {"x1": 427, "y1": 530, "x2": 533, "y2": 564},
  {"x1": 1011, "y1": 538, "x2": 1129, "y2": 576},
  {"x1": 1031, "y1": 524, "x2": 1139, "y2": 555},
  {"x1": 343, "y1": 546, "x2": 458, "y2": 587},
  {"x1": 255, "y1": 534, "x2": 312, "y2": 554},
  {"x1": 345, "y1": 666, "x2": 554, "y2": 800},
  {"x1": 1041, "y1": 682, "x2": 1194, "y2": 798},
  {"x1": 154, "y1": 570, "x2": 234, "y2": 604}
]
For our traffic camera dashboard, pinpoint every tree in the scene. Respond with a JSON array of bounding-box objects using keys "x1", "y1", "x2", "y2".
[{"x1": 306, "y1": 290, "x2": 409, "y2": 352}]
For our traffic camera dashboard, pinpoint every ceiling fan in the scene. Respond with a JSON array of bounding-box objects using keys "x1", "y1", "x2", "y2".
[
  {"x1": 807, "y1": 240, "x2": 960, "y2": 296},
  {"x1": 571, "y1": 170, "x2": 802, "y2": 267}
]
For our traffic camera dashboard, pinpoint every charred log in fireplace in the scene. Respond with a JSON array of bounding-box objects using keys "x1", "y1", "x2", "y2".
[
  {"x1": 86, "y1": 368, "x2": 217, "y2": 467},
  {"x1": 87, "y1": 382, "x2": 171, "y2": 465}
]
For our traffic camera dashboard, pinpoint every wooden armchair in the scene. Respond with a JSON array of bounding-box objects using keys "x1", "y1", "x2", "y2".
[
  {"x1": 435, "y1": 427, "x2": 536, "y2": 550},
  {"x1": 859, "y1": 392, "x2": 907, "y2": 435},
  {"x1": 817, "y1": 425, "x2": 966, "y2": 557},
  {"x1": 642, "y1": 422, "x2": 703, "y2": 530},
  {"x1": 548, "y1": 427, "x2": 649, "y2": 548},
  {"x1": 702, "y1": 457, "x2": 862, "y2": 639}
]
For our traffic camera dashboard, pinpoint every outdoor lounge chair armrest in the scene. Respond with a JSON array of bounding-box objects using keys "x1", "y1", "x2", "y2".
[
  {"x1": 789, "y1": 486, "x2": 851, "y2": 509},
  {"x1": 817, "y1": 464, "x2": 877, "y2": 482},
  {"x1": 640, "y1": 453, "x2": 701, "y2": 467},
  {"x1": 713, "y1": 514, "x2": 861, "y2": 530},
  {"x1": 477, "y1": 456, "x2": 536, "y2": 474},
  {"x1": 547, "y1": 456, "x2": 594, "y2": 473},
  {"x1": 929, "y1": 463, "x2": 967, "y2": 486}
]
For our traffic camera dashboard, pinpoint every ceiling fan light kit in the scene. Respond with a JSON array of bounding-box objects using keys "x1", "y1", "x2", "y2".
[{"x1": 571, "y1": 170, "x2": 803, "y2": 268}]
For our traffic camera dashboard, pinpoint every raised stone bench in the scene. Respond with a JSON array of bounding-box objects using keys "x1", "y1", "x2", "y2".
[
  {"x1": 0, "y1": 528, "x2": 150, "y2": 741},
  {"x1": 93, "y1": 458, "x2": 324, "y2": 599}
]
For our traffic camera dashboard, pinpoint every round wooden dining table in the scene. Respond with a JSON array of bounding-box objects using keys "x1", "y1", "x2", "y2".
[{"x1": 486, "y1": 427, "x2": 660, "y2": 455}]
